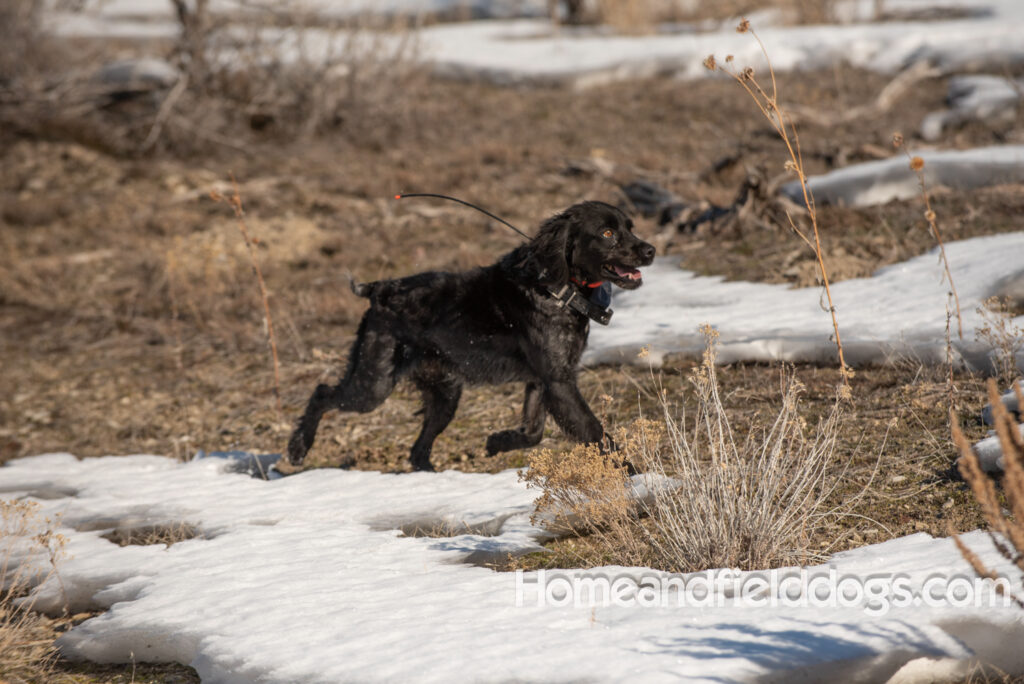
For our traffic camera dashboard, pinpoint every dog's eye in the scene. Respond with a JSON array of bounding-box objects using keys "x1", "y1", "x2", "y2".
[{"x1": 602, "y1": 229, "x2": 614, "y2": 238}]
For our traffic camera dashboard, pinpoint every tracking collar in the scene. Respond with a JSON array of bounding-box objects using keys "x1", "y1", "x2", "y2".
[{"x1": 547, "y1": 283, "x2": 613, "y2": 325}]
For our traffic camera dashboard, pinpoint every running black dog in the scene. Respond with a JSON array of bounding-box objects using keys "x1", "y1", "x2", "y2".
[{"x1": 286, "y1": 201, "x2": 655, "y2": 471}]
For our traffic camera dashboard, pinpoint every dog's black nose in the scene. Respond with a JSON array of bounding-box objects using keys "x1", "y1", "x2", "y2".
[{"x1": 638, "y1": 243, "x2": 655, "y2": 264}]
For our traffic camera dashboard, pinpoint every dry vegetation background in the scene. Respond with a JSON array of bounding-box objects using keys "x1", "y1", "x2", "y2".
[{"x1": 2, "y1": 0, "x2": 1024, "y2": 680}]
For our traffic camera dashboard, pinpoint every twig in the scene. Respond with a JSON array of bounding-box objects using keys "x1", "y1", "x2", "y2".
[
  {"x1": 211, "y1": 177, "x2": 283, "y2": 416},
  {"x1": 165, "y1": 250, "x2": 184, "y2": 370},
  {"x1": 944, "y1": 299, "x2": 956, "y2": 419},
  {"x1": 169, "y1": 114, "x2": 252, "y2": 155},
  {"x1": 141, "y1": 73, "x2": 189, "y2": 151}
]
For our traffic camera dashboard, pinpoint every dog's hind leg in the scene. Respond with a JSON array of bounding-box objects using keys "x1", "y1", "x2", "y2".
[
  {"x1": 286, "y1": 312, "x2": 402, "y2": 465},
  {"x1": 409, "y1": 376, "x2": 462, "y2": 472},
  {"x1": 485, "y1": 382, "x2": 547, "y2": 455}
]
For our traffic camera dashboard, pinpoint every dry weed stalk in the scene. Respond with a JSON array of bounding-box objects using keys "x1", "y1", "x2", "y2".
[
  {"x1": 704, "y1": 21, "x2": 852, "y2": 388},
  {"x1": 1, "y1": 500, "x2": 67, "y2": 682},
  {"x1": 892, "y1": 133, "x2": 963, "y2": 339},
  {"x1": 164, "y1": 249, "x2": 185, "y2": 370},
  {"x1": 951, "y1": 378, "x2": 1024, "y2": 609},
  {"x1": 523, "y1": 327, "x2": 854, "y2": 572},
  {"x1": 211, "y1": 179, "x2": 282, "y2": 416}
]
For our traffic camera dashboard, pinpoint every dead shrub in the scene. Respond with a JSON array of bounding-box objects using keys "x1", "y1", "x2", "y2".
[
  {"x1": 523, "y1": 327, "x2": 854, "y2": 572},
  {"x1": 141, "y1": 3, "x2": 425, "y2": 153},
  {"x1": 0, "y1": 2, "x2": 424, "y2": 156},
  {"x1": 521, "y1": 443, "x2": 648, "y2": 565}
]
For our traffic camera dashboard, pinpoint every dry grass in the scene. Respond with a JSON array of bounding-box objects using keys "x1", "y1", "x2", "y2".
[
  {"x1": 522, "y1": 329, "x2": 860, "y2": 573},
  {"x1": 101, "y1": 523, "x2": 202, "y2": 548},
  {"x1": 633, "y1": 330, "x2": 853, "y2": 570},
  {"x1": 0, "y1": 500, "x2": 67, "y2": 683},
  {"x1": 976, "y1": 298, "x2": 1024, "y2": 389},
  {"x1": 952, "y1": 379, "x2": 1024, "y2": 609}
]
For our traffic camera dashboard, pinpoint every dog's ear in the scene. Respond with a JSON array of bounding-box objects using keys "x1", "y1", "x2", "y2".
[{"x1": 524, "y1": 209, "x2": 574, "y2": 288}]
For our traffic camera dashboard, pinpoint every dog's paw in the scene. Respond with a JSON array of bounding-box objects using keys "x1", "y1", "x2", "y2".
[
  {"x1": 599, "y1": 433, "x2": 617, "y2": 454},
  {"x1": 285, "y1": 432, "x2": 308, "y2": 466},
  {"x1": 618, "y1": 459, "x2": 637, "y2": 476},
  {"x1": 486, "y1": 429, "x2": 522, "y2": 456},
  {"x1": 409, "y1": 457, "x2": 435, "y2": 473}
]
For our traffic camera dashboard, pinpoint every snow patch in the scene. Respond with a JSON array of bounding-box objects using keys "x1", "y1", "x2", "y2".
[
  {"x1": 921, "y1": 75, "x2": 1024, "y2": 141},
  {"x1": 970, "y1": 424, "x2": 1024, "y2": 472},
  {"x1": 587, "y1": 232, "x2": 1024, "y2": 369},
  {"x1": 2, "y1": 453, "x2": 1023, "y2": 682},
  {"x1": 46, "y1": 0, "x2": 1024, "y2": 88}
]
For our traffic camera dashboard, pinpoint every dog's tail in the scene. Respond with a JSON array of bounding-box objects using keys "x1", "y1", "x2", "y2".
[{"x1": 348, "y1": 273, "x2": 375, "y2": 299}]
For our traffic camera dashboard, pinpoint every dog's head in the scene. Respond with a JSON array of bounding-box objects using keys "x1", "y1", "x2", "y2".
[{"x1": 530, "y1": 201, "x2": 655, "y2": 290}]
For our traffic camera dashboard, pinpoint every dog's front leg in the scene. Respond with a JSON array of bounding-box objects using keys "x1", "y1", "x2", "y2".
[
  {"x1": 541, "y1": 380, "x2": 605, "y2": 446},
  {"x1": 485, "y1": 382, "x2": 547, "y2": 455},
  {"x1": 543, "y1": 380, "x2": 635, "y2": 472}
]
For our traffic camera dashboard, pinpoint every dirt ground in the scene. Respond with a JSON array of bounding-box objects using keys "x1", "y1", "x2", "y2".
[{"x1": 3, "y1": 42, "x2": 1024, "y2": 681}]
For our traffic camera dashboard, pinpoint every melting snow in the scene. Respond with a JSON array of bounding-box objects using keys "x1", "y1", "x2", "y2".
[
  {"x1": 47, "y1": 0, "x2": 1024, "y2": 88},
  {"x1": 2, "y1": 453, "x2": 1024, "y2": 682},
  {"x1": 588, "y1": 232, "x2": 1024, "y2": 370}
]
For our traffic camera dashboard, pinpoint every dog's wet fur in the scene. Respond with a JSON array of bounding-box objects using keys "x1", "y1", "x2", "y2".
[{"x1": 286, "y1": 201, "x2": 656, "y2": 471}]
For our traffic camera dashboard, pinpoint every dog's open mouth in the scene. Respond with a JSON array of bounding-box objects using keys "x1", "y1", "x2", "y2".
[{"x1": 602, "y1": 264, "x2": 644, "y2": 289}]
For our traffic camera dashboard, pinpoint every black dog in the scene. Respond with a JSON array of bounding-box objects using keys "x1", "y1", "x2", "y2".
[{"x1": 286, "y1": 201, "x2": 655, "y2": 471}]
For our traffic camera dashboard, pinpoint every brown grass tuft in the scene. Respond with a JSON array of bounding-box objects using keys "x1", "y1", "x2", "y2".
[{"x1": 1, "y1": 500, "x2": 67, "y2": 682}]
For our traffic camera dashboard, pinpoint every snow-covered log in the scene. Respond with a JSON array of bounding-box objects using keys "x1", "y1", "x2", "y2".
[
  {"x1": 921, "y1": 75, "x2": 1024, "y2": 141},
  {"x1": 780, "y1": 146, "x2": 1024, "y2": 209}
]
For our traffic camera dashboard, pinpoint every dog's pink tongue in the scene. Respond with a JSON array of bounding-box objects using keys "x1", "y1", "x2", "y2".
[{"x1": 613, "y1": 265, "x2": 642, "y2": 280}]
